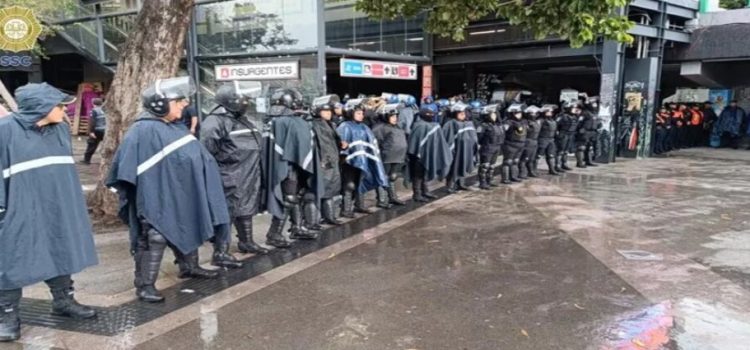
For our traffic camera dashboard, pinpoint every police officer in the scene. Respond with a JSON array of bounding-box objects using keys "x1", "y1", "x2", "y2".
[
  {"x1": 310, "y1": 95, "x2": 344, "y2": 225},
  {"x1": 1, "y1": 83, "x2": 98, "y2": 341},
  {"x1": 108, "y1": 77, "x2": 224, "y2": 303},
  {"x1": 519, "y1": 105, "x2": 541, "y2": 178},
  {"x1": 556, "y1": 101, "x2": 580, "y2": 172},
  {"x1": 408, "y1": 108, "x2": 453, "y2": 201},
  {"x1": 263, "y1": 89, "x2": 322, "y2": 248},
  {"x1": 373, "y1": 104, "x2": 408, "y2": 209},
  {"x1": 575, "y1": 100, "x2": 598, "y2": 168},
  {"x1": 501, "y1": 104, "x2": 527, "y2": 184},
  {"x1": 338, "y1": 99, "x2": 388, "y2": 217},
  {"x1": 201, "y1": 82, "x2": 269, "y2": 261},
  {"x1": 477, "y1": 104, "x2": 504, "y2": 189},
  {"x1": 537, "y1": 105, "x2": 559, "y2": 175}
]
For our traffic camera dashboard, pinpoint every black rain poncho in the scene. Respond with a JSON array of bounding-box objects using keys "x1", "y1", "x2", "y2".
[
  {"x1": 310, "y1": 118, "x2": 342, "y2": 199},
  {"x1": 407, "y1": 118, "x2": 453, "y2": 181},
  {"x1": 201, "y1": 108, "x2": 264, "y2": 218},
  {"x1": 107, "y1": 114, "x2": 230, "y2": 254},
  {"x1": 443, "y1": 118, "x2": 478, "y2": 178}
]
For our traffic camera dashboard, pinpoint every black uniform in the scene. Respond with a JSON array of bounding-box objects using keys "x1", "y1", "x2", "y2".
[
  {"x1": 537, "y1": 116, "x2": 559, "y2": 174},
  {"x1": 519, "y1": 117, "x2": 541, "y2": 178},
  {"x1": 478, "y1": 117, "x2": 505, "y2": 189},
  {"x1": 575, "y1": 112, "x2": 598, "y2": 167},
  {"x1": 263, "y1": 90, "x2": 324, "y2": 248},
  {"x1": 555, "y1": 112, "x2": 578, "y2": 171},
  {"x1": 501, "y1": 117, "x2": 527, "y2": 183},
  {"x1": 310, "y1": 116, "x2": 343, "y2": 225},
  {"x1": 201, "y1": 106, "x2": 269, "y2": 259},
  {"x1": 372, "y1": 120, "x2": 408, "y2": 208}
]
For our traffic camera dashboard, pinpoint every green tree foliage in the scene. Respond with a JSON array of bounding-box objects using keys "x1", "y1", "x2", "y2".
[
  {"x1": 720, "y1": 0, "x2": 748, "y2": 9},
  {"x1": 354, "y1": 0, "x2": 634, "y2": 48}
]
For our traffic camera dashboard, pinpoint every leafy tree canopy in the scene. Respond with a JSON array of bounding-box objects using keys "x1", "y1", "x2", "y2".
[
  {"x1": 720, "y1": 0, "x2": 748, "y2": 9},
  {"x1": 354, "y1": 0, "x2": 634, "y2": 48}
]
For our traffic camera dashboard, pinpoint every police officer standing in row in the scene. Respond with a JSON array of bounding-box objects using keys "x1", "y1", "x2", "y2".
[
  {"x1": 310, "y1": 95, "x2": 345, "y2": 226},
  {"x1": 537, "y1": 105, "x2": 560, "y2": 175},
  {"x1": 555, "y1": 101, "x2": 579, "y2": 172},
  {"x1": 500, "y1": 104, "x2": 527, "y2": 184},
  {"x1": 201, "y1": 82, "x2": 269, "y2": 258},
  {"x1": 1, "y1": 83, "x2": 98, "y2": 342},
  {"x1": 108, "y1": 77, "x2": 226, "y2": 303},
  {"x1": 373, "y1": 103, "x2": 408, "y2": 209},
  {"x1": 263, "y1": 89, "x2": 323, "y2": 248},
  {"x1": 477, "y1": 104, "x2": 504, "y2": 190}
]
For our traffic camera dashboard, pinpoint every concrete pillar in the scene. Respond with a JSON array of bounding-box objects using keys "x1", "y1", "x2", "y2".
[
  {"x1": 620, "y1": 58, "x2": 660, "y2": 159},
  {"x1": 596, "y1": 40, "x2": 624, "y2": 163}
]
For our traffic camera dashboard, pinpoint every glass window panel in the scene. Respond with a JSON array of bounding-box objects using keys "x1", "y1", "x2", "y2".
[
  {"x1": 99, "y1": 0, "x2": 140, "y2": 15},
  {"x1": 197, "y1": 55, "x2": 322, "y2": 121},
  {"x1": 325, "y1": 3, "x2": 424, "y2": 55},
  {"x1": 195, "y1": 0, "x2": 318, "y2": 55},
  {"x1": 61, "y1": 21, "x2": 100, "y2": 59},
  {"x1": 102, "y1": 15, "x2": 136, "y2": 62}
]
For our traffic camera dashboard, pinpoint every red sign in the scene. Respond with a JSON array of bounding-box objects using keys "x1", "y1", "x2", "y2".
[
  {"x1": 422, "y1": 65, "x2": 433, "y2": 100},
  {"x1": 372, "y1": 64, "x2": 383, "y2": 76}
]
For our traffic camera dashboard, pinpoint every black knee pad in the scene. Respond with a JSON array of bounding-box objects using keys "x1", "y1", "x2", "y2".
[
  {"x1": 283, "y1": 194, "x2": 299, "y2": 205},
  {"x1": 147, "y1": 230, "x2": 167, "y2": 246},
  {"x1": 344, "y1": 181, "x2": 357, "y2": 192},
  {"x1": 512, "y1": 159, "x2": 520, "y2": 165},
  {"x1": 302, "y1": 192, "x2": 316, "y2": 203},
  {"x1": 388, "y1": 172, "x2": 399, "y2": 182}
]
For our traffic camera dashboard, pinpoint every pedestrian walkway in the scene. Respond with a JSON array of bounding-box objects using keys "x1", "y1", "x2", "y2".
[{"x1": 8, "y1": 148, "x2": 750, "y2": 349}]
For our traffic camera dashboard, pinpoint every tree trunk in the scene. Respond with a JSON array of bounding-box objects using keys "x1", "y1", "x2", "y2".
[{"x1": 88, "y1": 0, "x2": 194, "y2": 224}]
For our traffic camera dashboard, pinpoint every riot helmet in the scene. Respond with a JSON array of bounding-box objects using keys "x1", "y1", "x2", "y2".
[
  {"x1": 419, "y1": 107, "x2": 436, "y2": 122},
  {"x1": 214, "y1": 81, "x2": 261, "y2": 116},
  {"x1": 524, "y1": 105, "x2": 541, "y2": 120},
  {"x1": 344, "y1": 98, "x2": 366, "y2": 122},
  {"x1": 312, "y1": 94, "x2": 340, "y2": 117},
  {"x1": 507, "y1": 103, "x2": 525, "y2": 119},
  {"x1": 142, "y1": 76, "x2": 195, "y2": 118},
  {"x1": 423, "y1": 96, "x2": 434, "y2": 105},
  {"x1": 480, "y1": 104, "x2": 499, "y2": 122},
  {"x1": 378, "y1": 103, "x2": 400, "y2": 125},
  {"x1": 540, "y1": 104, "x2": 558, "y2": 118},
  {"x1": 450, "y1": 102, "x2": 469, "y2": 121}
]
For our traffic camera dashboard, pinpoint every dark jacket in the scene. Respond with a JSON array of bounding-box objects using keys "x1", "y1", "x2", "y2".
[
  {"x1": 372, "y1": 122, "x2": 408, "y2": 164},
  {"x1": 479, "y1": 121, "x2": 504, "y2": 157},
  {"x1": 89, "y1": 106, "x2": 107, "y2": 133},
  {"x1": 310, "y1": 117, "x2": 342, "y2": 199},
  {"x1": 200, "y1": 108, "x2": 264, "y2": 218}
]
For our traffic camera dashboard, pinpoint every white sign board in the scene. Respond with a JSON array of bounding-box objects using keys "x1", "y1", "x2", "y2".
[
  {"x1": 340, "y1": 58, "x2": 417, "y2": 80},
  {"x1": 214, "y1": 61, "x2": 299, "y2": 81}
]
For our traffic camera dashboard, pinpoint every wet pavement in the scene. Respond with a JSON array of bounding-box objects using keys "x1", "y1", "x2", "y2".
[{"x1": 5, "y1": 147, "x2": 750, "y2": 349}]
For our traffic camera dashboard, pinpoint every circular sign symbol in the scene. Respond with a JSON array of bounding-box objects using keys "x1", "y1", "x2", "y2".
[{"x1": 4, "y1": 19, "x2": 28, "y2": 40}]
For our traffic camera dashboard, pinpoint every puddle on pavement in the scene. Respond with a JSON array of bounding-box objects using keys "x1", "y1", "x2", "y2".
[
  {"x1": 702, "y1": 230, "x2": 750, "y2": 274},
  {"x1": 597, "y1": 298, "x2": 750, "y2": 350}
]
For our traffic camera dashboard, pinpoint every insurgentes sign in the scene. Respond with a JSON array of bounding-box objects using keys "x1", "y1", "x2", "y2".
[
  {"x1": 215, "y1": 61, "x2": 299, "y2": 81},
  {"x1": 340, "y1": 58, "x2": 417, "y2": 80}
]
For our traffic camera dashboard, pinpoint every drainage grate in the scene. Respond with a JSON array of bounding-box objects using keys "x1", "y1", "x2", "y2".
[{"x1": 20, "y1": 184, "x2": 456, "y2": 336}]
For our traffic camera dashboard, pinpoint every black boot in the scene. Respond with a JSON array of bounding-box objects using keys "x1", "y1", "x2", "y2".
[
  {"x1": 422, "y1": 181, "x2": 438, "y2": 199},
  {"x1": 546, "y1": 157, "x2": 559, "y2": 176},
  {"x1": 376, "y1": 187, "x2": 393, "y2": 209},
  {"x1": 518, "y1": 162, "x2": 528, "y2": 179},
  {"x1": 212, "y1": 242, "x2": 243, "y2": 269},
  {"x1": 354, "y1": 193, "x2": 374, "y2": 214},
  {"x1": 527, "y1": 161, "x2": 538, "y2": 178},
  {"x1": 136, "y1": 230, "x2": 167, "y2": 303},
  {"x1": 235, "y1": 217, "x2": 269, "y2": 255},
  {"x1": 488, "y1": 166, "x2": 500, "y2": 187},
  {"x1": 478, "y1": 167, "x2": 490, "y2": 190},
  {"x1": 48, "y1": 278, "x2": 97, "y2": 320},
  {"x1": 303, "y1": 202, "x2": 323, "y2": 230},
  {"x1": 0, "y1": 291, "x2": 20, "y2": 342},
  {"x1": 266, "y1": 215, "x2": 292, "y2": 248},
  {"x1": 175, "y1": 250, "x2": 219, "y2": 279},
  {"x1": 412, "y1": 177, "x2": 429, "y2": 202},
  {"x1": 501, "y1": 164, "x2": 512, "y2": 184},
  {"x1": 457, "y1": 178, "x2": 473, "y2": 191},
  {"x1": 341, "y1": 191, "x2": 356, "y2": 218},
  {"x1": 510, "y1": 163, "x2": 522, "y2": 182},
  {"x1": 447, "y1": 177, "x2": 459, "y2": 193},
  {"x1": 576, "y1": 149, "x2": 586, "y2": 168},
  {"x1": 585, "y1": 148, "x2": 598, "y2": 166},
  {"x1": 386, "y1": 182, "x2": 406, "y2": 205},
  {"x1": 321, "y1": 198, "x2": 343, "y2": 225},
  {"x1": 560, "y1": 154, "x2": 572, "y2": 171},
  {"x1": 289, "y1": 204, "x2": 319, "y2": 240}
]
